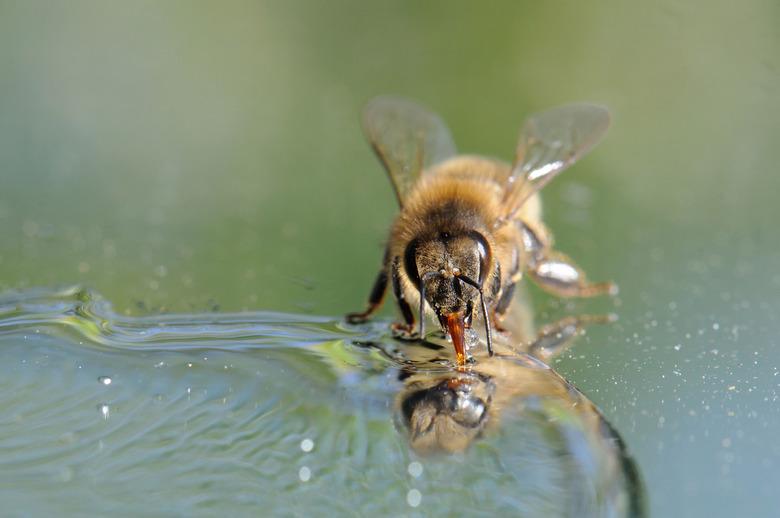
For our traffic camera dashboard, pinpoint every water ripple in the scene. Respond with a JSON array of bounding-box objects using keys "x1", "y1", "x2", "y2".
[{"x1": 0, "y1": 285, "x2": 370, "y2": 351}]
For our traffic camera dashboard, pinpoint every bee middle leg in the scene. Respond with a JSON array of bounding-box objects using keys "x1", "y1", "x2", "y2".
[
  {"x1": 528, "y1": 250, "x2": 617, "y2": 298},
  {"x1": 522, "y1": 221, "x2": 617, "y2": 298}
]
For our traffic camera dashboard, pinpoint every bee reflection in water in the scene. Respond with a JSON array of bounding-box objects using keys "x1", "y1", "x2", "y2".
[{"x1": 380, "y1": 302, "x2": 645, "y2": 517}]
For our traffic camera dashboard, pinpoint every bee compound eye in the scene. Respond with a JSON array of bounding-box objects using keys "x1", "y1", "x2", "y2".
[
  {"x1": 467, "y1": 231, "x2": 491, "y2": 286},
  {"x1": 403, "y1": 239, "x2": 422, "y2": 288}
]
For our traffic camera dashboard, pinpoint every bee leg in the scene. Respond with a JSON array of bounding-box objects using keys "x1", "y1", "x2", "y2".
[
  {"x1": 345, "y1": 266, "x2": 389, "y2": 324},
  {"x1": 520, "y1": 220, "x2": 616, "y2": 297},
  {"x1": 492, "y1": 281, "x2": 516, "y2": 333},
  {"x1": 390, "y1": 256, "x2": 418, "y2": 340},
  {"x1": 528, "y1": 313, "x2": 616, "y2": 361},
  {"x1": 528, "y1": 250, "x2": 617, "y2": 298}
]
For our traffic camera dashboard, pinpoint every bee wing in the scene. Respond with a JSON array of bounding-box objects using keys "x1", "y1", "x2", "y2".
[
  {"x1": 500, "y1": 103, "x2": 610, "y2": 223},
  {"x1": 363, "y1": 96, "x2": 457, "y2": 207}
]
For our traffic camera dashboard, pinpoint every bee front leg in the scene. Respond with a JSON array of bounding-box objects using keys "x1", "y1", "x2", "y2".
[
  {"x1": 346, "y1": 260, "x2": 389, "y2": 324},
  {"x1": 492, "y1": 281, "x2": 516, "y2": 333},
  {"x1": 390, "y1": 256, "x2": 418, "y2": 341}
]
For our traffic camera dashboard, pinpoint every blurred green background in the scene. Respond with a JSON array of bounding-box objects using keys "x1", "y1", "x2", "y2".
[{"x1": 1, "y1": 1, "x2": 779, "y2": 516}]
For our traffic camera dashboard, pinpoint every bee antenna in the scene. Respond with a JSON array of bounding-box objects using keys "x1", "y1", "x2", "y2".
[
  {"x1": 456, "y1": 274, "x2": 494, "y2": 357},
  {"x1": 418, "y1": 271, "x2": 439, "y2": 339}
]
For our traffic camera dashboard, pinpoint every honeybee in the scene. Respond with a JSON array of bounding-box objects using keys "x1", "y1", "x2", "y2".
[{"x1": 346, "y1": 96, "x2": 616, "y2": 366}]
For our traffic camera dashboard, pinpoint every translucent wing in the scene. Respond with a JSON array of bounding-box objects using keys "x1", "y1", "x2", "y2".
[
  {"x1": 363, "y1": 96, "x2": 457, "y2": 207},
  {"x1": 500, "y1": 103, "x2": 610, "y2": 223}
]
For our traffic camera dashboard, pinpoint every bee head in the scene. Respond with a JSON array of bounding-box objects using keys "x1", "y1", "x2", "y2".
[{"x1": 404, "y1": 230, "x2": 494, "y2": 363}]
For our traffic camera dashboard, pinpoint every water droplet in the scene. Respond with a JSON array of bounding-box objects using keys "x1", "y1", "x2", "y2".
[
  {"x1": 406, "y1": 489, "x2": 422, "y2": 507},
  {"x1": 407, "y1": 461, "x2": 423, "y2": 478},
  {"x1": 98, "y1": 403, "x2": 110, "y2": 420},
  {"x1": 298, "y1": 466, "x2": 311, "y2": 482},
  {"x1": 300, "y1": 438, "x2": 314, "y2": 452},
  {"x1": 59, "y1": 466, "x2": 74, "y2": 482},
  {"x1": 98, "y1": 376, "x2": 112, "y2": 386},
  {"x1": 464, "y1": 328, "x2": 479, "y2": 351}
]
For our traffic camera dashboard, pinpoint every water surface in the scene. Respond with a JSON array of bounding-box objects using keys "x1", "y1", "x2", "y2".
[{"x1": 0, "y1": 286, "x2": 642, "y2": 516}]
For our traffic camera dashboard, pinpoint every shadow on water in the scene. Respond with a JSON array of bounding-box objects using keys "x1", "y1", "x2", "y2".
[{"x1": 0, "y1": 286, "x2": 645, "y2": 516}]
